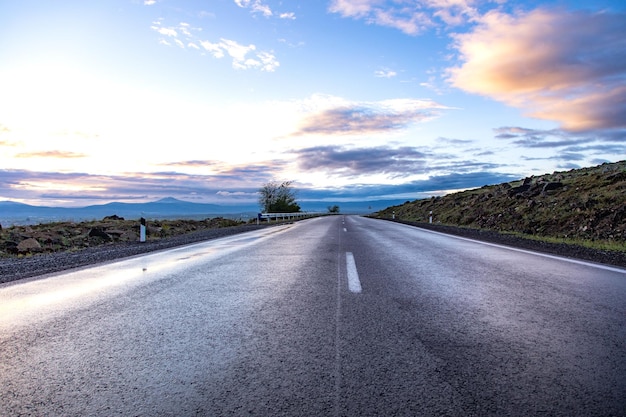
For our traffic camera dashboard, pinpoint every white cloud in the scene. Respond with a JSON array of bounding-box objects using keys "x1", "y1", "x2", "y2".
[
  {"x1": 200, "y1": 41, "x2": 225, "y2": 58},
  {"x1": 151, "y1": 26, "x2": 177, "y2": 37},
  {"x1": 178, "y1": 22, "x2": 193, "y2": 37},
  {"x1": 220, "y1": 39, "x2": 256, "y2": 63},
  {"x1": 199, "y1": 39, "x2": 279, "y2": 71},
  {"x1": 328, "y1": 0, "x2": 478, "y2": 34},
  {"x1": 234, "y1": 0, "x2": 297, "y2": 20},
  {"x1": 234, "y1": 0, "x2": 273, "y2": 17},
  {"x1": 153, "y1": 21, "x2": 279, "y2": 72},
  {"x1": 328, "y1": 0, "x2": 375, "y2": 18},
  {"x1": 143, "y1": 0, "x2": 156, "y2": 5},
  {"x1": 375, "y1": 68, "x2": 397, "y2": 78},
  {"x1": 257, "y1": 51, "x2": 280, "y2": 72}
]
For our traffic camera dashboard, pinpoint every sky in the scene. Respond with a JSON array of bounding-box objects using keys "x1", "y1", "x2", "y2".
[{"x1": 0, "y1": 0, "x2": 624, "y2": 208}]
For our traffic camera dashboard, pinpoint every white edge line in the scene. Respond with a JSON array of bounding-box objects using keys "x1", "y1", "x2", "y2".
[
  {"x1": 409, "y1": 225, "x2": 626, "y2": 275},
  {"x1": 346, "y1": 252, "x2": 362, "y2": 293}
]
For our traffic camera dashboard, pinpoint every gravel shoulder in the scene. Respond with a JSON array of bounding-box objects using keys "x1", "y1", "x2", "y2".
[
  {"x1": 0, "y1": 224, "x2": 266, "y2": 284},
  {"x1": 1, "y1": 219, "x2": 624, "y2": 285}
]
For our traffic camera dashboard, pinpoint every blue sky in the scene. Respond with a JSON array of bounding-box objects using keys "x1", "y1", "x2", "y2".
[{"x1": 0, "y1": 0, "x2": 624, "y2": 208}]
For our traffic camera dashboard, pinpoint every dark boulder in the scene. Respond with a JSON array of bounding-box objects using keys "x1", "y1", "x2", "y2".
[
  {"x1": 507, "y1": 184, "x2": 530, "y2": 196},
  {"x1": 88, "y1": 227, "x2": 112, "y2": 241},
  {"x1": 542, "y1": 182, "x2": 564, "y2": 192},
  {"x1": 103, "y1": 215, "x2": 125, "y2": 221}
]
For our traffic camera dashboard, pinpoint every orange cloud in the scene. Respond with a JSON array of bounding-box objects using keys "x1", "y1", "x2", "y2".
[
  {"x1": 15, "y1": 151, "x2": 87, "y2": 159},
  {"x1": 447, "y1": 8, "x2": 626, "y2": 131}
]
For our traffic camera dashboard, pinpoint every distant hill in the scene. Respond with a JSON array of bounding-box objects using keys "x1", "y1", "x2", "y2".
[
  {"x1": 0, "y1": 198, "x2": 259, "y2": 226},
  {"x1": 0, "y1": 197, "x2": 406, "y2": 226},
  {"x1": 374, "y1": 161, "x2": 626, "y2": 246}
]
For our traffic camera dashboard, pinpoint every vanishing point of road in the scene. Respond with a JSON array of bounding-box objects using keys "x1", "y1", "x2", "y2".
[{"x1": 1, "y1": 215, "x2": 625, "y2": 416}]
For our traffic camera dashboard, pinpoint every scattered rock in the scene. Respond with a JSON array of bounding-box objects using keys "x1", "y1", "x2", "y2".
[
  {"x1": 542, "y1": 182, "x2": 564, "y2": 193},
  {"x1": 507, "y1": 184, "x2": 530, "y2": 196},
  {"x1": 1, "y1": 240, "x2": 18, "y2": 254},
  {"x1": 88, "y1": 227, "x2": 112, "y2": 241},
  {"x1": 103, "y1": 215, "x2": 125, "y2": 221},
  {"x1": 17, "y1": 238, "x2": 42, "y2": 253}
]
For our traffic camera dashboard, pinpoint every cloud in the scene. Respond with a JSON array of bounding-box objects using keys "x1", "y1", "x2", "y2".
[
  {"x1": 447, "y1": 8, "x2": 626, "y2": 131},
  {"x1": 298, "y1": 171, "x2": 520, "y2": 201},
  {"x1": 144, "y1": 0, "x2": 156, "y2": 5},
  {"x1": 293, "y1": 145, "x2": 430, "y2": 178},
  {"x1": 216, "y1": 190, "x2": 257, "y2": 197},
  {"x1": 160, "y1": 159, "x2": 289, "y2": 181},
  {"x1": 493, "y1": 127, "x2": 589, "y2": 148},
  {"x1": 493, "y1": 126, "x2": 626, "y2": 164},
  {"x1": 161, "y1": 160, "x2": 218, "y2": 167},
  {"x1": 494, "y1": 126, "x2": 625, "y2": 149},
  {"x1": 0, "y1": 168, "x2": 276, "y2": 206},
  {"x1": 234, "y1": 0, "x2": 295, "y2": 19},
  {"x1": 407, "y1": 171, "x2": 518, "y2": 192},
  {"x1": 291, "y1": 98, "x2": 449, "y2": 136},
  {"x1": 203, "y1": 39, "x2": 278, "y2": 71},
  {"x1": 15, "y1": 151, "x2": 87, "y2": 159},
  {"x1": 375, "y1": 68, "x2": 397, "y2": 78},
  {"x1": 152, "y1": 21, "x2": 279, "y2": 71},
  {"x1": 328, "y1": 0, "x2": 478, "y2": 35},
  {"x1": 151, "y1": 25, "x2": 177, "y2": 37},
  {"x1": 234, "y1": 0, "x2": 272, "y2": 17}
]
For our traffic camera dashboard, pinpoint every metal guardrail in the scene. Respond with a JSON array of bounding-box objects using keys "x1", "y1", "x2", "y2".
[{"x1": 257, "y1": 212, "x2": 325, "y2": 222}]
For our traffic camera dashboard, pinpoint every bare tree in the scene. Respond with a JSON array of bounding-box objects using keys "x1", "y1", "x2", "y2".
[{"x1": 258, "y1": 180, "x2": 301, "y2": 213}]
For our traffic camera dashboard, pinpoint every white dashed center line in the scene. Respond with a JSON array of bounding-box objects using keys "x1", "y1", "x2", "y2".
[{"x1": 346, "y1": 252, "x2": 362, "y2": 293}]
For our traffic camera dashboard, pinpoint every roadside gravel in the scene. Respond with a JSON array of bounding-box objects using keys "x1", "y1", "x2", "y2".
[
  {"x1": 1, "y1": 219, "x2": 624, "y2": 285},
  {"x1": 0, "y1": 224, "x2": 266, "y2": 284}
]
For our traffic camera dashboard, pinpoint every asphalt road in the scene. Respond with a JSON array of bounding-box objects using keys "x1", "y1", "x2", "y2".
[{"x1": 1, "y1": 215, "x2": 625, "y2": 416}]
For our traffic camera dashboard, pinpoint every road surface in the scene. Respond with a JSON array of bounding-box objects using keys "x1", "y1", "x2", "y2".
[{"x1": 1, "y1": 215, "x2": 625, "y2": 416}]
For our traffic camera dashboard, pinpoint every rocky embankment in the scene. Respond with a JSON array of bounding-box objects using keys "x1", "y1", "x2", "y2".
[{"x1": 376, "y1": 161, "x2": 626, "y2": 252}]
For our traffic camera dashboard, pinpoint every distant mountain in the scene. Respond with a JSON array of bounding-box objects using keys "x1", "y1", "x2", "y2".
[
  {"x1": 0, "y1": 197, "x2": 409, "y2": 226},
  {"x1": 82, "y1": 198, "x2": 231, "y2": 218},
  {"x1": 0, "y1": 201, "x2": 31, "y2": 207},
  {"x1": 0, "y1": 198, "x2": 258, "y2": 226}
]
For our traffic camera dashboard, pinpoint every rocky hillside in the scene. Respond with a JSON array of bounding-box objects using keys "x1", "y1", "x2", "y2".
[
  {"x1": 375, "y1": 161, "x2": 626, "y2": 248},
  {"x1": 0, "y1": 216, "x2": 244, "y2": 257}
]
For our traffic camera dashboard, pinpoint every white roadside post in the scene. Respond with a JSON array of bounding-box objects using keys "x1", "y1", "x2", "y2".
[
  {"x1": 429, "y1": 211, "x2": 433, "y2": 224},
  {"x1": 140, "y1": 217, "x2": 146, "y2": 243},
  {"x1": 392, "y1": 211, "x2": 395, "y2": 220}
]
